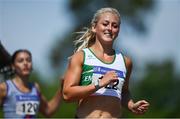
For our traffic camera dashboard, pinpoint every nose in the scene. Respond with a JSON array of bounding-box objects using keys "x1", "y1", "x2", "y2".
[
  {"x1": 107, "y1": 25, "x2": 112, "y2": 31},
  {"x1": 23, "y1": 60, "x2": 28, "y2": 66}
]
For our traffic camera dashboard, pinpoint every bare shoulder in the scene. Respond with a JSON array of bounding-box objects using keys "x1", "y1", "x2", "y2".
[
  {"x1": 0, "y1": 82, "x2": 7, "y2": 98},
  {"x1": 34, "y1": 82, "x2": 41, "y2": 92},
  {"x1": 69, "y1": 50, "x2": 84, "y2": 65},
  {"x1": 64, "y1": 50, "x2": 84, "y2": 86},
  {"x1": 0, "y1": 82, "x2": 7, "y2": 91},
  {"x1": 122, "y1": 56, "x2": 133, "y2": 89},
  {"x1": 124, "y1": 56, "x2": 133, "y2": 70}
]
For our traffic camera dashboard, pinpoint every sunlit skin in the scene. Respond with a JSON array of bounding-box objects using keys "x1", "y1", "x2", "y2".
[
  {"x1": 92, "y1": 12, "x2": 120, "y2": 46},
  {"x1": 63, "y1": 11, "x2": 149, "y2": 118}
]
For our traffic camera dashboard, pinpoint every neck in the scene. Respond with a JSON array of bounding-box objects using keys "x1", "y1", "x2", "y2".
[
  {"x1": 13, "y1": 75, "x2": 29, "y2": 87},
  {"x1": 92, "y1": 39, "x2": 114, "y2": 55}
]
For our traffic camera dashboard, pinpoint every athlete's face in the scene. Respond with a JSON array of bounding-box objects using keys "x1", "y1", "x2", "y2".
[
  {"x1": 92, "y1": 12, "x2": 120, "y2": 44},
  {"x1": 12, "y1": 52, "x2": 32, "y2": 77}
]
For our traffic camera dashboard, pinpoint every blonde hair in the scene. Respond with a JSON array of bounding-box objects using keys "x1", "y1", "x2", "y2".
[{"x1": 74, "y1": 7, "x2": 121, "y2": 53}]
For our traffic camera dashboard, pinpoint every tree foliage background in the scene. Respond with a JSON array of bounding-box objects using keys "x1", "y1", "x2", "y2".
[{"x1": 1, "y1": 0, "x2": 180, "y2": 118}]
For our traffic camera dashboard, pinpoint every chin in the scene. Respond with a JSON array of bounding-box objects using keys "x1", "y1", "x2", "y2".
[
  {"x1": 103, "y1": 39, "x2": 114, "y2": 44},
  {"x1": 22, "y1": 72, "x2": 31, "y2": 76},
  {"x1": 103, "y1": 36, "x2": 114, "y2": 42}
]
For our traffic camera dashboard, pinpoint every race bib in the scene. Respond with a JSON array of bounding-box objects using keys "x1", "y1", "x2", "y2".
[
  {"x1": 92, "y1": 66, "x2": 125, "y2": 90},
  {"x1": 16, "y1": 95, "x2": 39, "y2": 115}
]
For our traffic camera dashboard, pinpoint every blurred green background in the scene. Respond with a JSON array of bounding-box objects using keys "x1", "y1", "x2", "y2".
[{"x1": 0, "y1": 0, "x2": 180, "y2": 118}]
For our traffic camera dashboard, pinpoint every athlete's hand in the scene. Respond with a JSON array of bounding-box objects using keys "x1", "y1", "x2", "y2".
[
  {"x1": 99, "y1": 71, "x2": 118, "y2": 88},
  {"x1": 130, "y1": 100, "x2": 150, "y2": 115}
]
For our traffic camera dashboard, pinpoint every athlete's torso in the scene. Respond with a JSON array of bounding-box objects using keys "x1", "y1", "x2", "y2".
[
  {"x1": 77, "y1": 48, "x2": 127, "y2": 118},
  {"x1": 3, "y1": 80, "x2": 40, "y2": 119},
  {"x1": 77, "y1": 96, "x2": 122, "y2": 118},
  {"x1": 80, "y1": 48, "x2": 127, "y2": 99}
]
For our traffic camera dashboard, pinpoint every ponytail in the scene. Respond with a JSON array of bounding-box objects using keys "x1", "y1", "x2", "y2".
[
  {"x1": 74, "y1": 27, "x2": 95, "y2": 53},
  {"x1": 0, "y1": 41, "x2": 11, "y2": 68},
  {"x1": 0, "y1": 41, "x2": 13, "y2": 80}
]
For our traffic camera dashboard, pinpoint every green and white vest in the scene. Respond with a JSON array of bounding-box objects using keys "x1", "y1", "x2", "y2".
[{"x1": 80, "y1": 48, "x2": 127, "y2": 99}]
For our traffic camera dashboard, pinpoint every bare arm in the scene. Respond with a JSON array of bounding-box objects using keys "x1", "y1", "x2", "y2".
[
  {"x1": 63, "y1": 51, "x2": 119, "y2": 102},
  {"x1": 63, "y1": 51, "x2": 97, "y2": 102},
  {"x1": 121, "y1": 56, "x2": 133, "y2": 108},
  {"x1": 35, "y1": 78, "x2": 63, "y2": 117},
  {"x1": 0, "y1": 82, "x2": 7, "y2": 106},
  {"x1": 122, "y1": 56, "x2": 150, "y2": 115}
]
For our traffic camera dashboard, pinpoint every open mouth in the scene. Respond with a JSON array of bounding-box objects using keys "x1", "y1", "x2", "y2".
[{"x1": 104, "y1": 32, "x2": 112, "y2": 38}]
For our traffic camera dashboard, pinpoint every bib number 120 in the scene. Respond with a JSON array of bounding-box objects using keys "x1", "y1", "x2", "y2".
[{"x1": 16, "y1": 101, "x2": 39, "y2": 115}]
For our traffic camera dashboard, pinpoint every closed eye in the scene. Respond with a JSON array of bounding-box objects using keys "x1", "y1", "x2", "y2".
[
  {"x1": 112, "y1": 23, "x2": 118, "y2": 28},
  {"x1": 103, "y1": 23, "x2": 108, "y2": 26}
]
